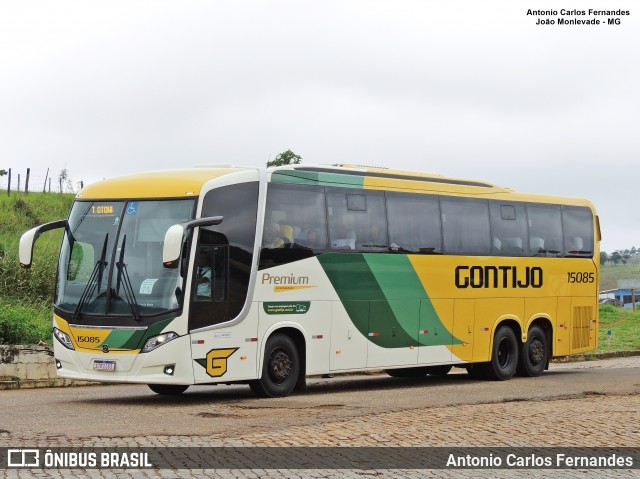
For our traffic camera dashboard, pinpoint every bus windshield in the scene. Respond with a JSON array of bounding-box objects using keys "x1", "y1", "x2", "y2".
[{"x1": 55, "y1": 199, "x2": 195, "y2": 320}]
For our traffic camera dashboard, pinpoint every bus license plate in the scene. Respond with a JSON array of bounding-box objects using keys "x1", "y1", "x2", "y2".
[{"x1": 93, "y1": 360, "x2": 116, "y2": 371}]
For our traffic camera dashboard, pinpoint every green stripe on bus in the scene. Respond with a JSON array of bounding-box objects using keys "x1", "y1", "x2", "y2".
[
  {"x1": 99, "y1": 329, "x2": 136, "y2": 349},
  {"x1": 101, "y1": 317, "x2": 176, "y2": 350},
  {"x1": 319, "y1": 254, "x2": 413, "y2": 347},
  {"x1": 271, "y1": 171, "x2": 364, "y2": 188},
  {"x1": 318, "y1": 253, "x2": 462, "y2": 348},
  {"x1": 364, "y1": 254, "x2": 462, "y2": 346}
]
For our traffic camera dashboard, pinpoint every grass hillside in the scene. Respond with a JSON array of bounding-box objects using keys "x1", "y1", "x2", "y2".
[
  {"x1": 600, "y1": 262, "x2": 640, "y2": 291},
  {"x1": 0, "y1": 191, "x2": 74, "y2": 343}
]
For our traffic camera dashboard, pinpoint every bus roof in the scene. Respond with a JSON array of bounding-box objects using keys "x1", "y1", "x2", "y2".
[
  {"x1": 76, "y1": 164, "x2": 594, "y2": 210},
  {"x1": 76, "y1": 167, "x2": 253, "y2": 199},
  {"x1": 269, "y1": 164, "x2": 595, "y2": 209}
]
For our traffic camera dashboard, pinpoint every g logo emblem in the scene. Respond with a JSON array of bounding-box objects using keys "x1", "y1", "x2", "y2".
[
  {"x1": 102, "y1": 344, "x2": 110, "y2": 353},
  {"x1": 205, "y1": 348, "x2": 238, "y2": 377}
]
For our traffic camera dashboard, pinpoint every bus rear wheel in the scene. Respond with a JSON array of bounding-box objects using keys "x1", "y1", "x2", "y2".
[
  {"x1": 148, "y1": 384, "x2": 189, "y2": 395},
  {"x1": 485, "y1": 326, "x2": 519, "y2": 381},
  {"x1": 517, "y1": 325, "x2": 548, "y2": 377},
  {"x1": 250, "y1": 333, "x2": 300, "y2": 398}
]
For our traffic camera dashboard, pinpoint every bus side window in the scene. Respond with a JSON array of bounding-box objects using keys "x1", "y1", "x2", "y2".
[
  {"x1": 561, "y1": 206, "x2": 594, "y2": 257},
  {"x1": 441, "y1": 197, "x2": 490, "y2": 255},
  {"x1": 489, "y1": 202, "x2": 528, "y2": 256},
  {"x1": 527, "y1": 203, "x2": 563, "y2": 257},
  {"x1": 326, "y1": 188, "x2": 386, "y2": 252},
  {"x1": 259, "y1": 183, "x2": 327, "y2": 269},
  {"x1": 193, "y1": 243, "x2": 228, "y2": 302},
  {"x1": 387, "y1": 193, "x2": 441, "y2": 254}
]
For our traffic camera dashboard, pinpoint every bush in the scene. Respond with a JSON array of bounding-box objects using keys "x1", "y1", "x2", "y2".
[{"x1": 0, "y1": 298, "x2": 52, "y2": 345}]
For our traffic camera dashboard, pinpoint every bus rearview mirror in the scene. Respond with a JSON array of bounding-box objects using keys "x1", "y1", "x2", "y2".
[
  {"x1": 162, "y1": 216, "x2": 223, "y2": 269},
  {"x1": 19, "y1": 220, "x2": 68, "y2": 269}
]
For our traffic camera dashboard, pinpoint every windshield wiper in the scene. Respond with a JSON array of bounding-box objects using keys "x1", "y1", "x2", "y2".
[
  {"x1": 115, "y1": 235, "x2": 141, "y2": 321},
  {"x1": 73, "y1": 234, "x2": 109, "y2": 319}
]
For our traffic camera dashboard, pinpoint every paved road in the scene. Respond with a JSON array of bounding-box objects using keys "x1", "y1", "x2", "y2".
[{"x1": 1, "y1": 357, "x2": 639, "y2": 478}]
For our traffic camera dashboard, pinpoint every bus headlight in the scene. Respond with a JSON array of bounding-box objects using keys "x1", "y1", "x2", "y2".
[
  {"x1": 53, "y1": 328, "x2": 75, "y2": 350},
  {"x1": 142, "y1": 332, "x2": 178, "y2": 353}
]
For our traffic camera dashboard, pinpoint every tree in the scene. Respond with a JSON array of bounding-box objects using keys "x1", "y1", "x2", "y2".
[
  {"x1": 58, "y1": 168, "x2": 74, "y2": 193},
  {"x1": 0, "y1": 169, "x2": 7, "y2": 177},
  {"x1": 600, "y1": 251, "x2": 609, "y2": 265},
  {"x1": 267, "y1": 149, "x2": 302, "y2": 168}
]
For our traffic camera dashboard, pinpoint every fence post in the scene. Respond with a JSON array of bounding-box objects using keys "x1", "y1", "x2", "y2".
[
  {"x1": 18, "y1": 174, "x2": 21, "y2": 192},
  {"x1": 48, "y1": 178, "x2": 51, "y2": 193},
  {"x1": 7, "y1": 168, "x2": 10, "y2": 196},
  {"x1": 25, "y1": 168, "x2": 30, "y2": 194},
  {"x1": 43, "y1": 168, "x2": 49, "y2": 193}
]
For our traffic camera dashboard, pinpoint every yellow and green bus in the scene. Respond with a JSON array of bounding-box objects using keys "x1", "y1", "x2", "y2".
[{"x1": 20, "y1": 164, "x2": 600, "y2": 397}]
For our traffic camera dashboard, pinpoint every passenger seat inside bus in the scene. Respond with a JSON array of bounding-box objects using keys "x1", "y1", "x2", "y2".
[
  {"x1": 502, "y1": 237, "x2": 523, "y2": 255},
  {"x1": 530, "y1": 237, "x2": 544, "y2": 255},
  {"x1": 492, "y1": 237, "x2": 502, "y2": 254},
  {"x1": 565, "y1": 236, "x2": 584, "y2": 254}
]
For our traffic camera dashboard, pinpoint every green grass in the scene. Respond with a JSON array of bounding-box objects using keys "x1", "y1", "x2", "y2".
[
  {"x1": 0, "y1": 191, "x2": 72, "y2": 344},
  {"x1": 0, "y1": 297, "x2": 52, "y2": 345},
  {"x1": 593, "y1": 305, "x2": 640, "y2": 354},
  {"x1": 0, "y1": 191, "x2": 73, "y2": 304}
]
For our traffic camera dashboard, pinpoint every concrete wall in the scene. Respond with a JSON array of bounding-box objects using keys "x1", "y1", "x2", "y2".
[
  {"x1": 0, "y1": 344, "x2": 93, "y2": 389},
  {"x1": 0, "y1": 345, "x2": 55, "y2": 380}
]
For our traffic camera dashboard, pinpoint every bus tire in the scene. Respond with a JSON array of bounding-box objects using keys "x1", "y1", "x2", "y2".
[
  {"x1": 148, "y1": 384, "x2": 189, "y2": 395},
  {"x1": 250, "y1": 333, "x2": 300, "y2": 398},
  {"x1": 485, "y1": 326, "x2": 519, "y2": 381},
  {"x1": 517, "y1": 325, "x2": 548, "y2": 377},
  {"x1": 425, "y1": 365, "x2": 452, "y2": 376}
]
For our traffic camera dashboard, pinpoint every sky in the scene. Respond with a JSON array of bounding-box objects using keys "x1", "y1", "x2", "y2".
[{"x1": 1, "y1": 1, "x2": 638, "y2": 252}]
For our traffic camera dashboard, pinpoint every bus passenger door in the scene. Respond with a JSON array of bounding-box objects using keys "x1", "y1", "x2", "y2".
[{"x1": 189, "y1": 242, "x2": 258, "y2": 383}]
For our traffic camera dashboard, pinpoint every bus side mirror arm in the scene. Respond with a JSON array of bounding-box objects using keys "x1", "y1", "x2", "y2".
[
  {"x1": 19, "y1": 220, "x2": 68, "y2": 269},
  {"x1": 162, "y1": 216, "x2": 223, "y2": 268}
]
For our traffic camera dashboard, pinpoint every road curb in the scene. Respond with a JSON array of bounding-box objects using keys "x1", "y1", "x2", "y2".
[
  {"x1": 0, "y1": 377, "x2": 103, "y2": 390},
  {"x1": 552, "y1": 350, "x2": 640, "y2": 362}
]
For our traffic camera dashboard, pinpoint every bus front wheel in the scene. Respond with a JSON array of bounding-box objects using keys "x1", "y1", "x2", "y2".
[
  {"x1": 517, "y1": 325, "x2": 548, "y2": 377},
  {"x1": 485, "y1": 326, "x2": 519, "y2": 381},
  {"x1": 250, "y1": 333, "x2": 300, "y2": 398},
  {"x1": 148, "y1": 384, "x2": 189, "y2": 395}
]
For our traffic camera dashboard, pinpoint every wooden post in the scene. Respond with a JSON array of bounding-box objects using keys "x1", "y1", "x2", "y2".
[
  {"x1": 43, "y1": 168, "x2": 49, "y2": 193},
  {"x1": 25, "y1": 168, "x2": 30, "y2": 194},
  {"x1": 18, "y1": 174, "x2": 21, "y2": 192},
  {"x1": 59, "y1": 178, "x2": 63, "y2": 193},
  {"x1": 7, "y1": 168, "x2": 10, "y2": 196},
  {"x1": 48, "y1": 178, "x2": 51, "y2": 193}
]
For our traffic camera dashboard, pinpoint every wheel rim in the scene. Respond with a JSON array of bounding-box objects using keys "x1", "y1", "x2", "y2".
[
  {"x1": 497, "y1": 338, "x2": 513, "y2": 369},
  {"x1": 528, "y1": 338, "x2": 545, "y2": 365},
  {"x1": 268, "y1": 349, "x2": 292, "y2": 384}
]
